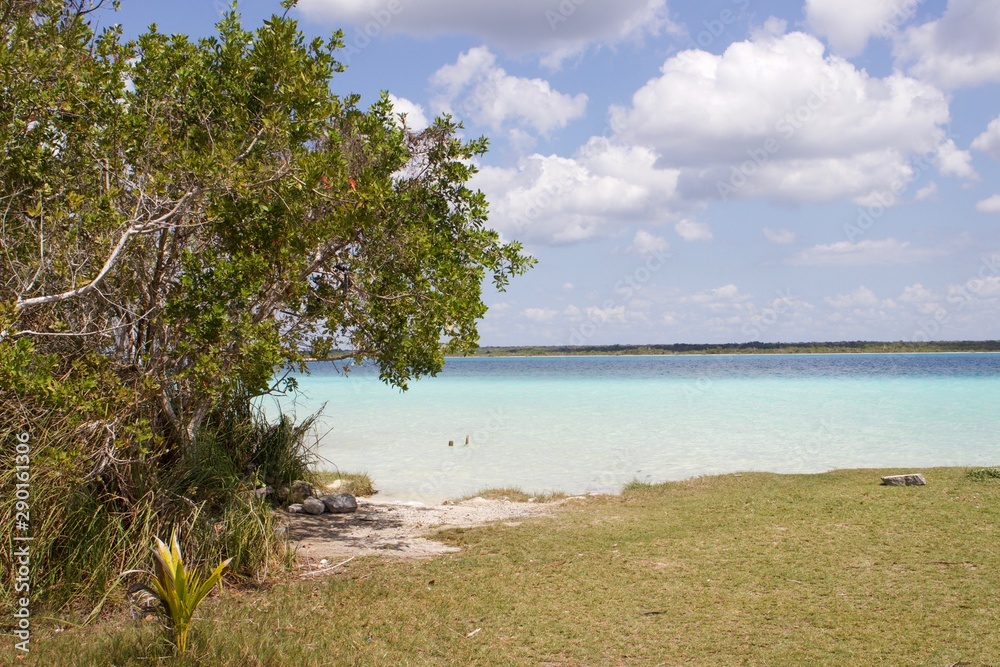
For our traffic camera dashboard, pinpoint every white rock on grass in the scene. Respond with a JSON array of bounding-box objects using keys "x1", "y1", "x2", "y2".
[
  {"x1": 881, "y1": 473, "x2": 927, "y2": 486},
  {"x1": 287, "y1": 503, "x2": 304, "y2": 514}
]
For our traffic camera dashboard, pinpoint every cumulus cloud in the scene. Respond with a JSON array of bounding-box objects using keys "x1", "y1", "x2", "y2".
[
  {"x1": 472, "y1": 137, "x2": 680, "y2": 244},
  {"x1": 894, "y1": 0, "x2": 1000, "y2": 88},
  {"x1": 630, "y1": 230, "x2": 670, "y2": 257},
  {"x1": 609, "y1": 30, "x2": 963, "y2": 204},
  {"x1": 914, "y1": 182, "x2": 938, "y2": 201},
  {"x1": 789, "y1": 238, "x2": 952, "y2": 266},
  {"x1": 763, "y1": 227, "x2": 796, "y2": 244},
  {"x1": 674, "y1": 218, "x2": 713, "y2": 242},
  {"x1": 976, "y1": 195, "x2": 1000, "y2": 213},
  {"x1": 297, "y1": 0, "x2": 678, "y2": 65},
  {"x1": 971, "y1": 117, "x2": 1000, "y2": 160},
  {"x1": 934, "y1": 139, "x2": 976, "y2": 179},
  {"x1": 585, "y1": 305, "x2": 626, "y2": 323},
  {"x1": 684, "y1": 284, "x2": 750, "y2": 304},
  {"x1": 387, "y1": 94, "x2": 429, "y2": 130},
  {"x1": 900, "y1": 283, "x2": 937, "y2": 304},
  {"x1": 804, "y1": 0, "x2": 917, "y2": 56},
  {"x1": 825, "y1": 285, "x2": 884, "y2": 309},
  {"x1": 431, "y1": 47, "x2": 587, "y2": 135},
  {"x1": 964, "y1": 276, "x2": 1000, "y2": 298},
  {"x1": 522, "y1": 307, "x2": 558, "y2": 322}
]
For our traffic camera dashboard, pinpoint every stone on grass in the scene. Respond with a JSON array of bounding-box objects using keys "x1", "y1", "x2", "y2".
[
  {"x1": 289, "y1": 480, "x2": 314, "y2": 504},
  {"x1": 302, "y1": 497, "x2": 326, "y2": 515},
  {"x1": 881, "y1": 473, "x2": 927, "y2": 486},
  {"x1": 287, "y1": 503, "x2": 304, "y2": 513},
  {"x1": 322, "y1": 493, "x2": 358, "y2": 514}
]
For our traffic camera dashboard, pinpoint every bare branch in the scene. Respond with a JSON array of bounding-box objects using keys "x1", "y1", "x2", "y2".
[
  {"x1": 13, "y1": 189, "x2": 200, "y2": 311},
  {"x1": 9, "y1": 307, "x2": 156, "y2": 338}
]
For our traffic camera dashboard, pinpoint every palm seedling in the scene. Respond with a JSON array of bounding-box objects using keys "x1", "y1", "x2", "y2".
[{"x1": 143, "y1": 529, "x2": 232, "y2": 653}]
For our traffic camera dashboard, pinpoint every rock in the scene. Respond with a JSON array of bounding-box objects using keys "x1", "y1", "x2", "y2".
[
  {"x1": 253, "y1": 486, "x2": 273, "y2": 500},
  {"x1": 302, "y1": 497, "x2": 326, "y2": 515},
  {"x1": 287, "y1": 503, "x2": 304, "y2": 514},
  {"x1": 324, "y1": 479, "x2": 344, "y2": 492},
  {"x1": 276, "y1": 486, "x2": 290, "y2": 503},
  {"x1": 881, "y1": 473, "x2": 927, "y2": 486},
  {"x1": 289, "y1": 480, "x2": 314, "y2": 504},
  {"x1": 321, "y1": 493, "x2": 358, "y2": 514}
]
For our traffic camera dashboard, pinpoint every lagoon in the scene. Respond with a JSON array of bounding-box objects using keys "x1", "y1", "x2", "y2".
[{"x1": 266, "y1": 353, "x2": 1000, "y2": 502}]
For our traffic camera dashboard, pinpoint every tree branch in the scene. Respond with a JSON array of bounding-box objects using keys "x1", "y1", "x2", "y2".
[{"x1": 13, "y1": 189, "x2": 200, "y2": 311}]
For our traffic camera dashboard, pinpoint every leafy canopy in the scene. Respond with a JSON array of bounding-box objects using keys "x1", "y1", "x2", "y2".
[{"x1": 1, "y1": 0, "x2": 533, "y2": 449}]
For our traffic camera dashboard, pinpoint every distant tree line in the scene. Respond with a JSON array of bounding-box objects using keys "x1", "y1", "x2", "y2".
[{"x1": 473, "y1": 341, "x2": 1000, "y2": 356}]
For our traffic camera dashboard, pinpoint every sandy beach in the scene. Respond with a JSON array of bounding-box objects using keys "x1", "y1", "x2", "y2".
[{"x1": 281, "y1": 496, "x2": 566, "y2": 568}]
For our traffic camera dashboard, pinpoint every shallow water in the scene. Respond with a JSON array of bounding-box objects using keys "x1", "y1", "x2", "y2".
[{"x1": 265, "y1": 354, "x2": 1000, "y2": 502}]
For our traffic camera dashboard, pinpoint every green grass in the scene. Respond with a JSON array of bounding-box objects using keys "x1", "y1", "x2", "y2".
[
  {"x1": 311, "y1": 470, "x2": 377, "y2": 497},
  {"x1": 455, "y1": 486, "x2": 568, "y2": 503},
  {"x1": 8, "y1": 467, "x2": 999, "y2": 666},
  {"x1": 968, "y1": 467, "x2": 1000, "y2": 482}
]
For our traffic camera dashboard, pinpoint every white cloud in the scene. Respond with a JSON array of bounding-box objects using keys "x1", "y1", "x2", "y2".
[
  {"x1": 472, "y1": 137, "x2": 680, "y2": 244},
  {"x1": 609, "y1": 30, "x2": 961, "y2": 204},
  {"x1": 685, "y1": 284, "x2": 749, "y2": 304},
  {"x1": 563, "y1": 282, "x2": 575, "y2": 291},
  {"x1": 894, "y1": 0, "x2": 1000, "y2": 89},
  {"x1": 976, "y1": 195, "x2": 1000, "y2": 213},
  {"x1": 971, "y1": 117, "x2": 1000, "y2": 160},
  {"x1": 584, "y1": 305, "x2": 626, "y2": 323},
  {"x1": 914, "y1": 181, "x2": 938, "y2": 201},
  {"x1": 674, "y1": 218, "x2": 713, "y2": 242},
  {"x1": 522, "y1": 307, "x2": 557, "y2": 322},
  {"x1": 298, "y1": 0, "x2": 678, "y2": 65},
  {"x1": 825, "y1": 285, "x2": 883, "y2": 309},
  {"x1": 387, "y1": 94, "x2": 429, "y2": 131},
  {"x1": 934, "y1": 139, "x2": 976, "y2": 179},
  {"x1": 789, "y1": 238, "x2": 951, "y2": 266},
  {"x1": 804, "y1": 0, "x2": 917, "y2": 56},
  {"x1": 965, "y1": 276, "x2": 1000, "y2": 298},
  {"x1": 431, "y1": 47, "x2": 587, "y2": 135},
  {"x1": 900, "y1": 283, "x2": 936, "y2": 303},
  {"x1": 630, "y1": 230, "x2": 670, "y2": 257},
  {"x1": 763, "y1": 227, "x2": 797, "y2": 244}
]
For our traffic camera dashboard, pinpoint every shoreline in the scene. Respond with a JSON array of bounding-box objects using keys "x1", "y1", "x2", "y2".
[
  {"x1": 321, "y1": 462, "x2": 1000, "y2": 506},
  {"x1": 288, "y1": 465, "x2": 999, "y2": 568}
]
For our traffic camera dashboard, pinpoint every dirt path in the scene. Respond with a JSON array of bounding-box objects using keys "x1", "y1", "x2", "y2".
[{"x1": 280, "y1": 497, "x2": 558, "y2": 572}]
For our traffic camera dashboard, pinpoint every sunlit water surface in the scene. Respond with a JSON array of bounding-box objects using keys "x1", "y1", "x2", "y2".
[{"x1": 265, "y1": 354, "x2": 1000, "y2": 502}]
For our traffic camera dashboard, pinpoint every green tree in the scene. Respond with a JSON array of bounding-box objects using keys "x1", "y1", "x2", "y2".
[
  {"x1": 0, "y1": 0, "x2": 532, "y2": 605},
  {"x1": 2, "y1": 0, "x2": 531, "y2": 439}
]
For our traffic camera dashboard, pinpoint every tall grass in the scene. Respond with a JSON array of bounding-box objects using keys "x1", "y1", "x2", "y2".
[{"x1": 0, "y1": 395, "x2": 319, "y2": 615}]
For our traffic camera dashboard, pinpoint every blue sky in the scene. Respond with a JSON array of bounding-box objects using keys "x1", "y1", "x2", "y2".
[{"x1": 107, "y1": 0, "x2": 1000, "y2": 345}]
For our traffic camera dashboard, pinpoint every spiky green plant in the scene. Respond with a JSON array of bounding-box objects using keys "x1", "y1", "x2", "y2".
[{"x1": 147, "y1": 529, "x2": 232, "y2": 653}]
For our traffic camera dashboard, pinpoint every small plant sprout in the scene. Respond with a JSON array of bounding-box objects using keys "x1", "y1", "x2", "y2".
[{"x1": 146, "y1": 529, "x2": 232, "y2": 653}]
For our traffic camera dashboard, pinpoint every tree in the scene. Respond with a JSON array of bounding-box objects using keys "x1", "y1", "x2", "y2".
[{"x1": 1, "y1": 0, "x2": 533, "y2": 450}]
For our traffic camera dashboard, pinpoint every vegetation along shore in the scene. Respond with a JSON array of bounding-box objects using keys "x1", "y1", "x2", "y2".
[
  {"x1": 3, "y1": 467, "x2": 998, "y2": 666},
  {"x1": 472, "y1": 340, "x2": 1000, "y2": 356}
]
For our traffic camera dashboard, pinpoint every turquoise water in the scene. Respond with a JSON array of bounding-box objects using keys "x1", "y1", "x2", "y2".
[{"x1": 266, "y1": 354, "x2": 1000, "y2": 502}]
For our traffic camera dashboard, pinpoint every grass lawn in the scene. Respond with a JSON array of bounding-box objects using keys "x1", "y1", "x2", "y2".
[{"x1": 6, "y1": 467, "x2": 999, "y2": 666}]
